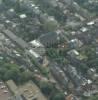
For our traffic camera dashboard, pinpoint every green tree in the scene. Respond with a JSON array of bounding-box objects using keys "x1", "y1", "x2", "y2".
[
  {"x1": 43, "y1": 18, "x2": 58, "y2": 32},
  {"x1": 40, "y1": 81, "x2": 53, "y2": 96},
  {"x1": 20, "y1": 70, "x2": 33, "y2": 83},
  {"x1": 52, "y1": 92, "x2": 65, "y2": 100},
  {"x1": 0, "y1": 62, "x2": 33, "y2": 84},
  {"x1": 88, "y1": 95, "x2": 98, "y2": 100}
]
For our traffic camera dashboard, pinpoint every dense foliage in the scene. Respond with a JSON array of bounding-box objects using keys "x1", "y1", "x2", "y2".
[{"x1": 0, "y1": 61, "x2": 33, "y2": 84}]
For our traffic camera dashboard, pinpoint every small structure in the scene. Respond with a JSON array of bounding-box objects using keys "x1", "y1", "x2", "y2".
[
  {"x1": 68, "y1": 38, "x2": 83, "y2": 48},
  {"x1": 29, "y1": 39, "x2": 45, "y2": 56},
  {"x1": 19, "y1": 14, "x2": 27, "y2": 19}
]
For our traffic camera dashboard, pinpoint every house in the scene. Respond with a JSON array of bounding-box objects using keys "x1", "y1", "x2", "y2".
[
  {"x1": 29, "y1": 39, "x2": 45, "y2": 56},
  {"x1": 66, "y1": 65, "x2": 82, "y2": 86},
  {"x1": 67, "y1": 49, "x2": 79, "y2": 58},
  {"x1": 50, "y1": 63, "x2": 68, "y2": 88},
  {"x1": 80, "y1": 27, "x2": 88, "y2": 32},
  {"x1": 19, "y1": 14, "x2": 27, "y2": 19},
  {"x1": 72, "y1": 2, "x2": 91, "y2": 19},
  {"x1": 67, "y1": 49, "x2": 87, "y2": 62},
  {"x1": 75, "y1": 31, "x2": 93, "y2": 44},
  {"x1": 68, "y1": 38, "x2": 83, "y2": 48},
  {"x1": 87, "y1": 21, "x2": 95, "y2": 26},
  {"x1": 64, "y1": 65, "x2": 87, "y2": 87},
  {"x1": 28, "y1": 49, "x2": 41, "y2": 59},
  {"x1": 87, "y1": 68, "x2": 98, "y2": 81}
]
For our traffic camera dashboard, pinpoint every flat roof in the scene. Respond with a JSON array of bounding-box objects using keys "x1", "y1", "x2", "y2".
[
  {"x1": 6, "y1": 80, "x2": 18, "y2": 94},
  {"x1": 29, "y1": 49, "x2": 40, "y2": 58},
  {"x1": 2, "y1": 30, "x2": 28, "y2": 49},
  {"x1": 30, "y1": 40, "x2": 43, "y2": 47},
  {"x1": 19, "y1": 81, "x2": 47, "y2": 100}
]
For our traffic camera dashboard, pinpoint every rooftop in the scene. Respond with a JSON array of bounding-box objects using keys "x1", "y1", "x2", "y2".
[
  {"x1": 19, "y1": 14, "x2": 27, "y2": 19},
  {"x1": 19, "y1": 81, "x2": 47, "y2": 100},
  {"x1": 2, "y1": 30, "x2": 28, "y2": 49},
  {"x1": 30, "y1": 40, "x2": 44, "y2": 48},
  {"x1": 6, "y1": 80, "x2": 18, "y2": 94},
  {"x1": 38, "y1": 32, "x2": 60, "y2": 46}
]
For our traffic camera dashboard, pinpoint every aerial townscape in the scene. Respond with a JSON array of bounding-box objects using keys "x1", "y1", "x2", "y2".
[{"x1": 0, "y1": 0, "x2": 98, "y2": 100}]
